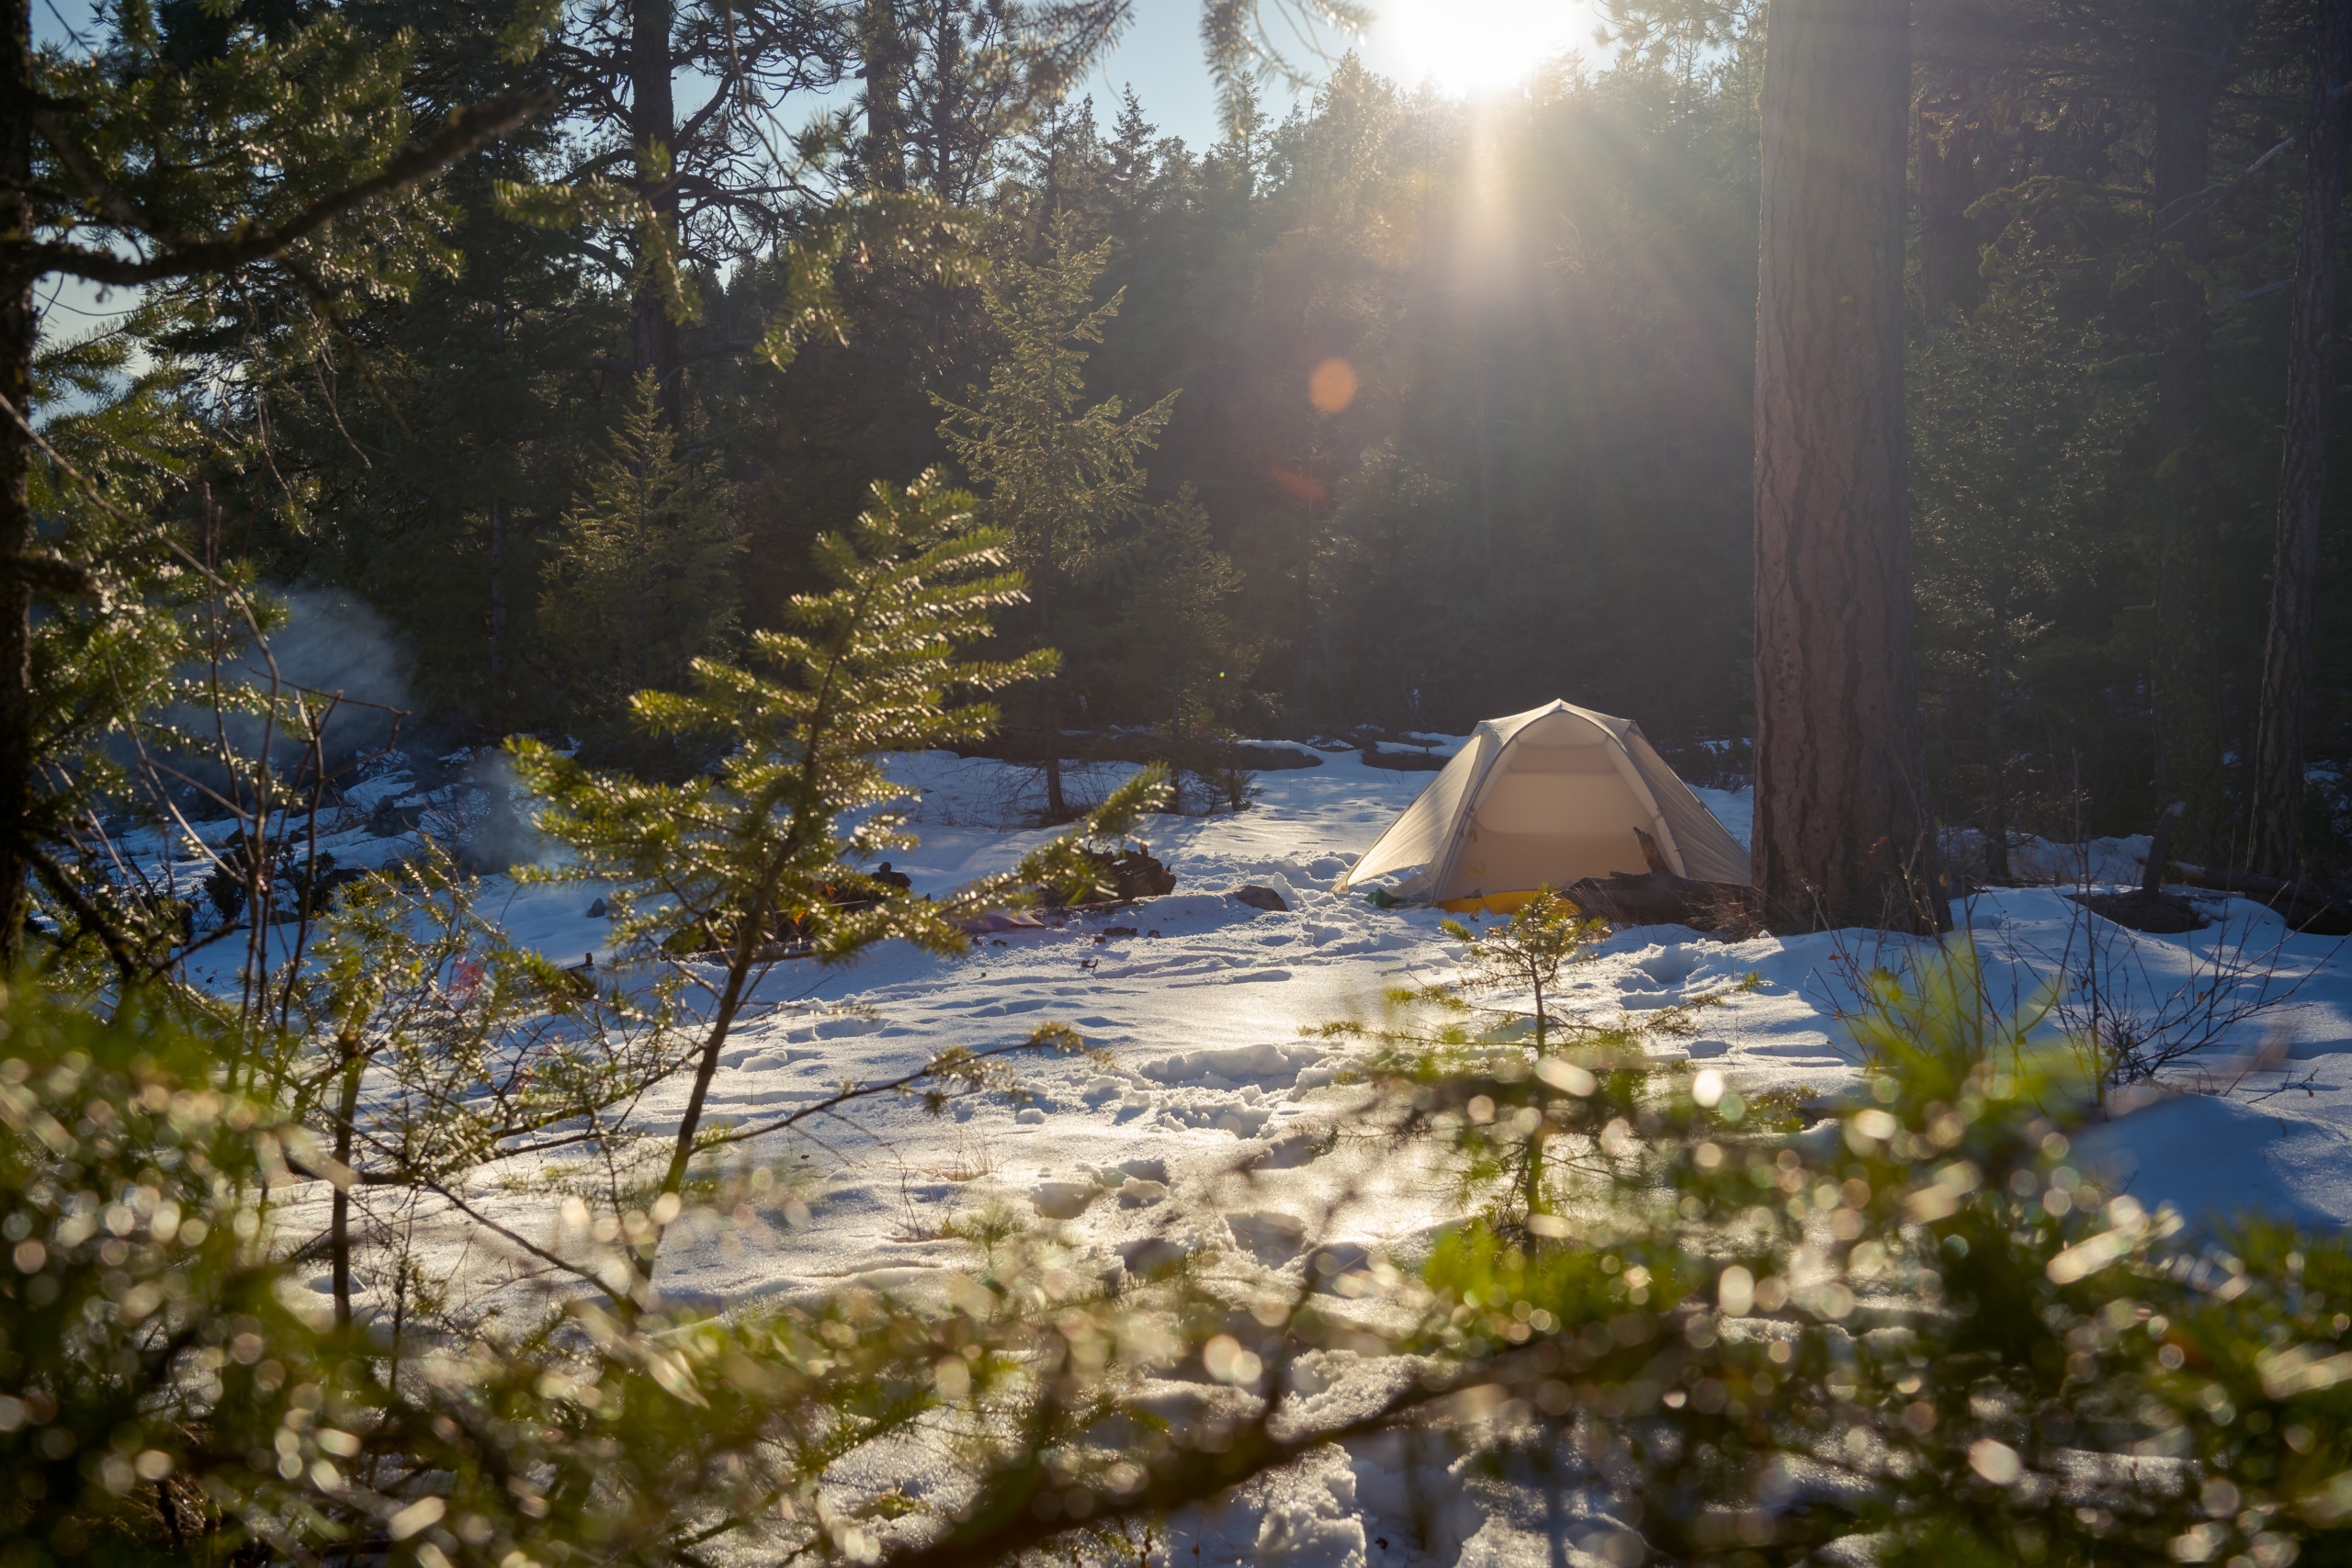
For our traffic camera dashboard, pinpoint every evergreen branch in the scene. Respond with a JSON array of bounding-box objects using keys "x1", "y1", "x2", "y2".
[
  {"x1": 27, "y1": 108, "x2": 167, "y2": 242},
  {"x1": 25, "y1": 846, "x2": 145, "y2": 987},
  {"x1": 21, "y1": 89, "x2": 557, "y2": 286},
  {"x1": 0, "y1": 554, "x2": 97, "y2": 596}
]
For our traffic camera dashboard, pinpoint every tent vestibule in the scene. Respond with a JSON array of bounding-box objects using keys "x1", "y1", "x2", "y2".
[{"x1": 1335, "y1": 700, "x2": 1749, "y2": 912}]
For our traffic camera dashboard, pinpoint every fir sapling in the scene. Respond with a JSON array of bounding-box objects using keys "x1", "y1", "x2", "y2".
[
  {"x1": 1441, "y1": 886, "x2": 1608, "y2": 1054},
  {"x1": 514, "y1": 470, "x2": 1170, "y2": 1276}
]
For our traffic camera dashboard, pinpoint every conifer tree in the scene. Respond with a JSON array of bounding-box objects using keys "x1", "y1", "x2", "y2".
[
  {"x1": 1116, "y1": 486, "x2": 1263, "y2": 807},
  {"x1": 7, "y1": 320, "x2": 216, "y2": 970},
  {"x1": 526, "y1": 0, "x2": 1127, "y2": 434},
  {"x1": 855, "y1": 0, "x2": 1126, "y2": 203},
  {"x1": 247, "y1": 132, "x2": 617, "y2": 735},
  {"x1": 2250, "y1": 0, "x2": 2352, "y2": 877},
  {"x1": 525, "y1": 0, "x2": 845, "y2": 425},
  {"x1": 537, "y1": 372, "x2": 746, "y2": 740},
  {"x1": 937, "y1": 213, "x2": 1175, "y2": 818},
  {"x1": 1912, "y1": 280, "x2": 2133, "y2": 879},
  {"x1": 518, "y1": 471, "x2": 1162, "y2": 1215},
  {"x1": 2, "y1": 0, "x2": 551, "y2": 959},
  {"x1": 1749, "y1": 0, "x2": 1935, "y2": 930},
  {"x1": 1441, "y1": 888, "x2": 1604, "y2": 1055}
]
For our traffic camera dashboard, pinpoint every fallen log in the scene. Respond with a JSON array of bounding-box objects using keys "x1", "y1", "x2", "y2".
[
  {"x1": 2070, "y1": 800, "x2": 2352, "y2": 935},
  {"x1": 1037, "y1": 846, "x2": 1175, "y2": 907},
  {"x1": 2073, "y1": 801, "x2": 2210, "y2": 933},
  {"x1": 1566, "y1": 831, "x2": 1773, "y2": 937},
  {"x1": 2164, "y1": 860, "x2": 2352, "y2": 936}
]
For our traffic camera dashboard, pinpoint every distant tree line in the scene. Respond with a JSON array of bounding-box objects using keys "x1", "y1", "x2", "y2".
[{"x1": 39, "y1": 0, "x2": 2352, "y2": 874}]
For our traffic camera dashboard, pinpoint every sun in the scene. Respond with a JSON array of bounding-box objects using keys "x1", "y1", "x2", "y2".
[{"x1": 1371, "y1": 0, "x2": 1600, "y2": 95}]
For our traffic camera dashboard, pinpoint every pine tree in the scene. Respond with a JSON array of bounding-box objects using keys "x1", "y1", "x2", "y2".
[
  {"x1": 517, "y1": 471, "x2": 1162, "y2": 1211},
  {"x1": 936, "y1": 212, "x2": 1176, "y2": 818},
  {"x1": 1749, "y1": 0, "x2": 1937, "y2": 931},
  {"x1": 1912, "y1": 281, "x2": 2135, "y2": 879},
  {"x1": 245, "y1": 130, "x2": 618, "y2": 736},
  {"x1": 1, "y1": 0, "x2": 549, "y2": 959},
  {"x1": 2249, "y1": 0, "x2": 2352, "y2": 878},
  {"x1": 536, "y1": 372, "x2": 745, "y2": 743},
  {"x1": 857, "y1": 0, "x2": 1125, "y2": 203},
  {"x1": 5, "y1": 312, "x2": 241, "y2": 980},
  {"x1": 1116, "y1": 486, "x2": 1263, "y2": 809}
]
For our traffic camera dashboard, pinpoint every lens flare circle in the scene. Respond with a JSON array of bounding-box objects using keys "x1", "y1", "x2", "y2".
[{"x1": 1308, "y1": 357, "x2": 1358, "y2": 412}]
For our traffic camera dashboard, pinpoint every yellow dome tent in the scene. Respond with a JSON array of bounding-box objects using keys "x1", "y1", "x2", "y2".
[{"x1": 1336, "y1": 700, "x2": 1749, "y2": 912}]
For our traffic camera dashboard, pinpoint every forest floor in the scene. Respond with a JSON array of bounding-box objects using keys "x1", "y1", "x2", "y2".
[{"x1": 147, "y1": 741, "x2": 2352, "y2": 1566}]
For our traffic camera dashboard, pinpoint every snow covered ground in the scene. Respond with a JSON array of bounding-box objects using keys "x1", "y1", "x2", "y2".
[{"x1": 136, "y1": 739, "x2": 2352, "y2": 1564}]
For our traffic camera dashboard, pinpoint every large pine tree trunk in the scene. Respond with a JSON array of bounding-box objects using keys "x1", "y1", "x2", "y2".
[
  {"x1": 2249, "y1": 0, "x2": 2352, "y2": 879},
  {"x1": 0, "y1": 0, "x2": 36, "y2": 964},
  {"x1": 1751, "y1": 0, "x2": 1939, "y2": 931},
  {"x1": 630, "y1": 0, "x2": 683, "y2": 429},
  {"x1": 2148, "y1": 40, "x2": 2225, "y2": 859}
]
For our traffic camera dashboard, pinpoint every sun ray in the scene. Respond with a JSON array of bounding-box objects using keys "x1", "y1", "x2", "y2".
[{"x1": 1375, "y1": 0, "x2": 1600, "y2": 95}]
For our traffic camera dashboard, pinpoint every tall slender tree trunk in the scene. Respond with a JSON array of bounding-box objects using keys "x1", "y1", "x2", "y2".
[
  {"x1": 1473, "y1": 322, "x2": 1497, "y2": 594},
  {"x1": 329, "y1": 1044, "x2": 364, "y2": 1330},
  {"x1": 2249, "y1": 0, "x2": 2352, "y2": 878},
  {"x1": 486, "y1": 301, "x2": 509, "y2": 733},
  {"x1": 859, "y1": 0, "x2": 908, "y2": 191},
  {"x1": 488, "y1": 499, "x2": 507, "y2": 729},
  {"x1": 1038, "y1": 563, "x2": 1067, "y2": 818},
  {"x1": 1984, "y1": 558, "x2": 2010, "y2": 883},
  {"x1": 2148, "y1": 36, "x2": 2226, "y2": 858},
  {"x1": 630, "y1": 0, "x2": 683, "y2": 430},
  {"x1": 0, "y1": 0, "x2": 37, "y2": 965},
  {"x1": 1476, "y1": 345, "x2": 1496, "y2": 597},
  {"x1": 924, "y1": 6, "x2": 963, "y2": 199},
  {"x1": 1750, "y1": 0, "x2": 1939, "y2": 931},
  {"x1": 633, "y1": 481, "x2": 650, "y2": 691}
]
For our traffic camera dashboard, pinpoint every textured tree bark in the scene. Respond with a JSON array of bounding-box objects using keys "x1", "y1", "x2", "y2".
[
  {"x1": 2249, "y1": 0, "x2": 2352, "y2": 879},
  {"x1": 2147, "y1": 38, "x2": 2225, "y2": 859},
  {"x1": 630, "y1": 0, "x2": 683, "y2": 429},
  {"x1": 1750, "y1": 0, "x2": 1939, "y2": 931},
  {"x1": 0, "y1": 0, "x2": 36, "y2": 966}
]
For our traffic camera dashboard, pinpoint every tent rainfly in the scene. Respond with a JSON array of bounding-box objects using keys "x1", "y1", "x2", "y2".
[{"x1": 1336, "y1": 700, "x2": 1749, "y2": 912}]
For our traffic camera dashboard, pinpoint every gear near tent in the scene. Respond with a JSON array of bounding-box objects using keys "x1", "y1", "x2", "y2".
[{"x1": 1336, "y1": 700, "x2": 1749, "y2": 911}]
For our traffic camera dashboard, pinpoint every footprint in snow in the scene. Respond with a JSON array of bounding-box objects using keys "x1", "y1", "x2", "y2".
[
  {"x1": 965, "y1": 998, "x2": 1048, "y2": 1018},
  {"x1": 1172, "y1": 968, "x2": 1292, "y2": 987}
]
